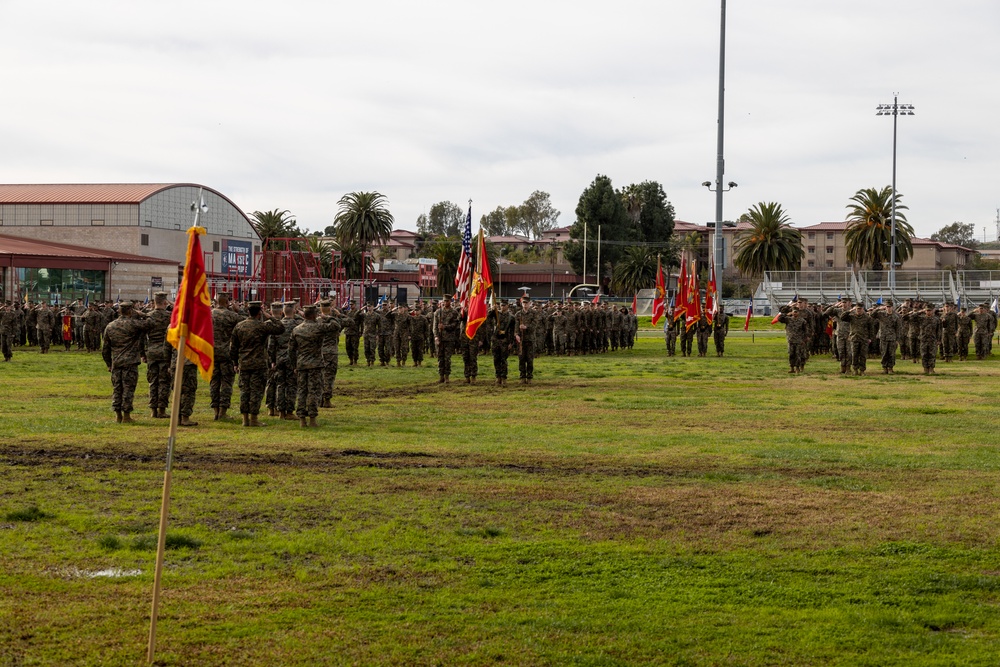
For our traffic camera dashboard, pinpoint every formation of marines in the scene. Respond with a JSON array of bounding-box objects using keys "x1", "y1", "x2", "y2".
[
  {"x1": 775, "y1": 297, "x2": 997, "y2": 375},
  {"x1": 5, "y1": 291, "x2": 641, "y2": 428},
  {"x1": 663, "y1": 309, "x2": 730, "y2": 358}
]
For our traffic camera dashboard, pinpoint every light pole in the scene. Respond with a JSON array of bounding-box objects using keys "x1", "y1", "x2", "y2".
[
  {"x1": 707, "y1": 0, "x2": 732, "y2": 305},
  {"x1": 876, "y1": 95, "x2": 914, "y2": 292}
]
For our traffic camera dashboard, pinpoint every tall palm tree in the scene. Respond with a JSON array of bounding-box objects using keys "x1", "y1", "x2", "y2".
[
  {"x1": 333, "y1": 191, "x2": 394, "y2": 253},
  {"x1": 250, "y1": 209, "x2": 300, "y2": 250},
  {"x1": 423, "y1": 236, "x2": 461, "y2": 297},
  {"x1": 733, "y1": 202, "x2": 804, "y2": 278},
  {"x1": 329, "y1": 238, "x2": 369, "y2": 280},
  {"x1": 612, "y1": 246, "x2": 657, "y2": 296},
  {"x1": 305, "y1": 236, "x2": 332, "y2": 279},
  {"x1": 844, "y1": 186, "x2": 913, "y2": 271}
]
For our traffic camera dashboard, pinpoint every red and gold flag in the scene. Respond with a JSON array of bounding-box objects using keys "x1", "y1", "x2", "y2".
[
  {"x1": 650, "y1": 257, "x2": 665, "y2": 326},
  {"x1": 62, "y1": 315, "x2": 73, "y2": 341},
  {"x1": 684, "y1": 260, "x2": 701, "y2": 331},
  {"x1": 464, "y1": 230, "x2": 493, "y2": 340},
  {"x1": 167, "y1": 226, "x2": 214, "y2": 382},
  {"x1": 705, "y1": 257, "x2": 716, "y2": 325},
  {"x1": 673, "y1": 257, "x2": 687, "y2": 322}
]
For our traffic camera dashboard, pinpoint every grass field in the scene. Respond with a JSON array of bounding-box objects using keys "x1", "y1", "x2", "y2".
[{"x1": 2, "y1": 331, "x2": 1000, "y2": 666}]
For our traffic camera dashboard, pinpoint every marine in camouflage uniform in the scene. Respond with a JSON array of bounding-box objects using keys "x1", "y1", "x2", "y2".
[
  {"x1": 144, "y1": 293, "x2": 173, "y2": 417},
  {"x1": 956, "y1": 308, "x2": 972, "y2": 361},
  {"x1": 35, "y1": 303, "x2": 56, "y2": 353},
  {"x1": 378, "y1": 303, "x2": 394, "y2": 366},
  {"x1": 101, "y1": 303, "x2": 154, "y2": 422},
  {"x1": 210, "y1": 293, "x2": 245, "y2": 420},
  {"x1": 871, "y1": 302, "x2": 902, "y2": 373},
  {"x1": 362, "y1": 305, "x2": 381, "y2": 366},
  {"x1": 1, "y1": 303, "x2": 19, "y2": 362},
  {"x1": 776, "y1": 304, "x2": 808, "y2": 373},
  {"x1": 409, "y1": 306, "x2": 429, "y2": 367},
  {"x1": 915, "y1": 305, "x2": 943, "y2": 374},
  {"x1": 680, "y1": 319, "x2": 695, "y2": 357},
  {"x1": 840, "y1": 304, "x2": 873, "y2": 375},
  {"x1": 551, "y1": 306, "x2": 567, "y2": 355},
  {"x1": 664, "y1": 315, "x2": 677, "y2": 356},
  {"x1": 822, "y1": 300, "x2": 853, "y2": 373},
  {"x1": 289, "y1": 305, "x2": 342, "y2": 426},
  {"x1": 460, "y1": 310, "x2": 481, "y2": 383},
  {"x1": 343, "y1": 308, "x2": 362, "y2": 366},
  {"x1": 230, "y1": 302, "x2": 285, "y2": 426},
  {"x1": 264, "y1": 302, "x2": 284, "y2": 414},
  {"x1": 713, "y1": 310, "x2": 730, "y2": 356},
  {"x1": 969, "y1": 304, "x2": 992, "y2": 360},
  {"x1": 433, "y1": 295, "x2": 461, "y2": 382},
  {"x1": 318, "y1": 301, "x2": 347, "y2": 407},
  {"x1": 489, "y1": 301, "x2": 515, "y2": 385},
  {"x1": 515, "y1": 296, "x2": 540, "y2": 383},
  {"x1": 269, "y1": 302, "x2": 301, "y2": 419},
  {"x1": 937, "y1": 303, "x2": 958, "y2": 362},
  {"x1": 696, "y1": 313, "x2": 711, "y2": 357},
  {"x1": 393, "y1": 304, "x2": 411, "y2": 366}
]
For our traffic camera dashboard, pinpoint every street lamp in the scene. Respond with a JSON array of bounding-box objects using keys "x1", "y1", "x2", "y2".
[{"x1": 876, "y1": 95, "x2": 915, "y2": 292}]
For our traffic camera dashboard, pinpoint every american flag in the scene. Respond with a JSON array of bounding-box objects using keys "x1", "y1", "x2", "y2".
[{"x1": 455, "y1": 204, "x2": 473, "y2": 308}]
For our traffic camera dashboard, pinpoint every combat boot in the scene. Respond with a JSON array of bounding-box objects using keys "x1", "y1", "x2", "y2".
[
  {"x1": 242, "y1": 414, "x2": 251, "y2": 427},
  {"x1": 158, "y1": 408, "x2": 168, "y2": 418},
  {"x1": 115, "y1": 411, "x2": 123, "y2": 423},
  {"x1": 151, "y1": 409, "x2": 158, "y2": 418},
  {"x1": 309, "y1": 416, "x2": 318, "y2": 428},
  {"x1": 249, "y1": 414, "x2": 265, "y2": 427},
  {"x1": 218, "y1": 408, "x2": 229, "y2": 420},
  {"x1": 268, "y1": 407, "x2": 277, "y2": 417},
  {"x1": 179, "y1": 416, "x2": 198, "y2": 427},
  {"x1": 121, "y1": 412, "x2": 134, "y2": 423},
  {"x1": 213, "y1": 406, "x2": 220, "y2": 420},
  {"x1": 466, "y1": 377, "x2": 471, "y2": 384},
  {"x1": 283, "y1": 411, "x2": 297, "y2": 421},
  {"x1": 299, "y1": 417, "x2": 308, "y2": 428},
  {"x1": 438, "y1": 375, "x2": 445, "y2": 384}
]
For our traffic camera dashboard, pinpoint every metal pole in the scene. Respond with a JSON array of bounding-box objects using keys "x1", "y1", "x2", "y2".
[
  {"x1": 714, "y1": 0, "x2": 727, "y2": 301},
  {"x1": 596, "y1": 225, "x2": 601, "y2": 291},
  {"x1": 583, "y1": 224, "x2": 587, "y2": 286},
  {"x1": 890, "y1": 94, "x2": 898, "y2": 294}
]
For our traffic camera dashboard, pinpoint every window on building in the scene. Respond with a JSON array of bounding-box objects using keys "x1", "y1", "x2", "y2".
[
  {"x1": 254, "y1": 245, "x2": 261, "y2": 253},
  {"x1": 826, "y1": 260, "x2": 834, "y2": 268},
  {"x1": 807, "y1": 260, "x2": 815, "y2": 268},
  {"x1": 227, "y1": 229, "x2": 233, "y2": 236},
  {"x1": 141, "y1": 234, "x2": 149, "y2": 246},
  {"x1": 213, "y1": 241, "x2": 220, "y2": 252},
  {"x1": 808, "y1": 232, "x2": 815, "y2": 239},
  {"x1": 827, "y1": 232, "x2": 834, "y2": 240},
  {"x1": 91, "y1": 219, "x2": 105, "y2": 226},
  {"x1": 144, "y1": 220, "x2": 152, "y2": 227},
  {"x1": 808, "y1": 246, "x2": 815, "y2": 254},
  {"x1": 41, "y1": 219, "x2": 53, "y2": 226},
  {"x1": 174, "y1": 224, "x2": 181, "y2": 230},
  {"x1": 826, "y1": 246, "x2": 834, "y2": 254}
]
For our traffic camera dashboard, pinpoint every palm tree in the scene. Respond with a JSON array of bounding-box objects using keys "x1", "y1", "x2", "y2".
[
  {"x1": 333, "y1": 191, "x2": 394, "y2": 254},
  {"x1": 423, "y1": 236, "x2": 461, "y2": 297},
  {"x1": 681, "y1": 231, "x2": 704, "y2": 263},
  {"x1": 733, "y1": 202, "x2": 804, "y2": 279},
  {"x1": 612, "y1": 246, "x2": 658, "y2": 296},
  {"x1": 250, "y1": 209, "x2": 300, "y2": 250},
  {"x1": 305, "y1": 236, "x2": 332, "y2": 278},
  {"x1": 844, "y1": 187, "x2": 913, "y2": 271},
  {"x1": 329, "y1": 238, "x2": 369, "y2": 280}
]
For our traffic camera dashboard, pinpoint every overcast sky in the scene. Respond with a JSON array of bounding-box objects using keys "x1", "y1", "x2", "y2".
[{"x1": 3, "y1": 0, "x2": 998, "y2": 241}]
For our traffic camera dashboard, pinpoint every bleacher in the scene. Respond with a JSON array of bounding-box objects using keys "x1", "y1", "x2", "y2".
[{"x1": 760, "y1": 270, "x2": 1000, "y2": 308}]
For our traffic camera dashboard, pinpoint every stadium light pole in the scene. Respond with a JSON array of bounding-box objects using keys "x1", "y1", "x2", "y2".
[
  {"x1": 708, "y1": 0, "x2": 731, "y2": 303},
  {"x1": 876, "y1": 95, "x2": 914, "y2": 292}
]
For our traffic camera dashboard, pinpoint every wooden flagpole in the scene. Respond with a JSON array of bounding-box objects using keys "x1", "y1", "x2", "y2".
[{"x1": 147, "y1": 331, "x2": 188, "y2": 663}]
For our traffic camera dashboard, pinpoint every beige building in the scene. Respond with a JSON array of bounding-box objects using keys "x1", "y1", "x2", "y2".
[
  {"x1": 0, "y1": 183, "x2": 260, "y2": 301},
  {"x1": 798, "y1": 221, "x2": 975, "y2": 271}
]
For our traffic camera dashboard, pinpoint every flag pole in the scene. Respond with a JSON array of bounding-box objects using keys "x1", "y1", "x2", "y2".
[{"x1": 147, "y1": 330, "x2": 188, "y2": 662}]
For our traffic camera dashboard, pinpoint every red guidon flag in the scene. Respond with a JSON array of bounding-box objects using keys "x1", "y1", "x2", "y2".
[
  {"x1": 673, "y1": 257, "x2": 687, "y2": 322},
  {"x1": 684, "y1": 260, "x2": 701, "y2": 331},
  {"x1": 167, "y1": 226, "x2": 214, "y2": 382},
  {"x1": 464, "y1": 229, "x2": 493, "y2": 340},
  {"x1": 705, "y1": 256, "x2": 716, "y2": 325},
  {"x1": 650, "y1": 257, "x2": 665, "y2": 326}
]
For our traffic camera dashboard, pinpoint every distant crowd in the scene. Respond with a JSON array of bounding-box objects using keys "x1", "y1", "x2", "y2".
[{"x1": 771, "y1": 297, "x2": 997, "y2": 375}]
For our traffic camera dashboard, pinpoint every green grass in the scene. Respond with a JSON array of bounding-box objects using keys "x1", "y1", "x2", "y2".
[{"x1": 1, "y1": 337, "x2": 1000, "y2": 665}]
